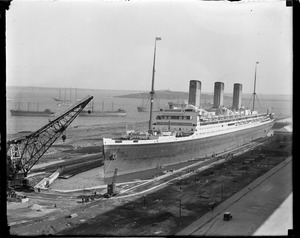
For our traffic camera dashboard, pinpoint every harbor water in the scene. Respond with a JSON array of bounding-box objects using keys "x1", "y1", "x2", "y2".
[{"x1": 6, "y1": 86, "x2": 292, "y2": 136}]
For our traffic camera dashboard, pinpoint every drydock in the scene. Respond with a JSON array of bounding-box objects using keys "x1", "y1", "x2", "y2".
[
  {"x1": 6, "y1": 82, "x2": 291, "y2": 236},
  {"x1": 7, "y1": 123, "x2": 292, "y2": 236}
]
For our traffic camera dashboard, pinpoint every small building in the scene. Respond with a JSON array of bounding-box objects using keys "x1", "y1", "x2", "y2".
[{"x1": 273, "y1": 125, "x2": 292, "y2": 144}]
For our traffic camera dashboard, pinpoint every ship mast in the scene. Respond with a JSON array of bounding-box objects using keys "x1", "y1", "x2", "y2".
[
  {"x1": 252, "y1": 61, "x2": 259, "y2": 112},
  {"x1": 149, "y1": 37, "x2": 162, "y2": 132}
]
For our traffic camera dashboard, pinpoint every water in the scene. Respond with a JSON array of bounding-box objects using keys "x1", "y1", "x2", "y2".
[
  {"x1": 6, "y1": 86, "x2": 292, "y2": 136},
  {"x1": 6, "y1": 86, "x2": 168, "y2": 135}
]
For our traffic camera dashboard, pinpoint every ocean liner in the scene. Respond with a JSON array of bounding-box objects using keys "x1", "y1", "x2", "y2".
[
  {"x1": 103, "y1": 80, "x2": 275, "y2": 178},
  {"x1": 102, "y1": 39, "x2": 275, "y2": 178}
]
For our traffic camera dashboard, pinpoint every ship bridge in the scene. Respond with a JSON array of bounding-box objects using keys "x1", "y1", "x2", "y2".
[{"x1": 152, "y1": 107, "x2": 199, "y2": 132}]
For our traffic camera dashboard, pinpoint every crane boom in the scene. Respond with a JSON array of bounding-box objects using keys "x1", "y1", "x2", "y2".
[
  {"x1": 106, "y1": 168, "x2": 118, "y2": 197},
  {"x1": 7, "y1": 95, "x2": 93, "y2": 181},
  {"x1": 111, "y1": 168, "x2": 118, "y2": 185}
]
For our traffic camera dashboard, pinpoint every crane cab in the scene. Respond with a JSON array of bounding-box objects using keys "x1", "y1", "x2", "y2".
[{"x1": 105, "y1": 168, "x2": 118, "y2": 198}]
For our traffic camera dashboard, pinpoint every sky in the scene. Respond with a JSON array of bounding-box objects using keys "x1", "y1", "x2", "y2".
[{"x1": 6, "y1": 0, "x2": 293, "y2": 95}]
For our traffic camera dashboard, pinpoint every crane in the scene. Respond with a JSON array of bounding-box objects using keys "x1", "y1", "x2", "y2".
[
  {"x1": 6, "y1": 95, "x2": 93, "y2": 188},
  {"x1": 106, "y1": 168, "x2": 118, "y2": 197}
]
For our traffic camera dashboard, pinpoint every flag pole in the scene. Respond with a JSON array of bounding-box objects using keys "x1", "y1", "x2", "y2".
[
  {"x1": 149, "y1": 37, "x2": 162, "y2": 132},
  {"x1": 252, "y1": 61, "x2": 259, "y2": 112}
]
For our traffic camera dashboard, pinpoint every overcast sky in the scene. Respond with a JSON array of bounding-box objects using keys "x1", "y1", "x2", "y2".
[{"x1": 6, "y1": 0, "x2": 292, "y2": 94}]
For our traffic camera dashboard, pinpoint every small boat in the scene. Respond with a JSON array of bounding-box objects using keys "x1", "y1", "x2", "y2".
[
  {"x1": 57, "y1": 102, "x2": 73, "y2": 107},
  {"x1": 137, "y1": 98, "x2": 160, "y2": 112},
  {"x1": 137, "y1": 106, "x2": 149, "y2": 112},
  {"x1": 10, "y1": 102, "x2": 55, "y2": 117},
  {"x1": 54, "y1": 87, "x2": 79, "y2": 106},
  {"x1": 137, "y1": 97, "x2": 149, "y2": 112}
]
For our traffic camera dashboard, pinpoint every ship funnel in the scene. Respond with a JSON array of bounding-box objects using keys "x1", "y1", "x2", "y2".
[
  {"x1": 188, "y1": 80, "x2": 201, "y2": 107},
  {"x1": 213, "y1": 82, "x2": 224, "y2": 108},
  {"x1": 232, "y1": 83, "x2": 242, "y2": 110}
]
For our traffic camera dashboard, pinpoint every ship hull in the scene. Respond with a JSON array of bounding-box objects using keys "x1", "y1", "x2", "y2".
[
  {"x1": 10, "y1": 110, "x2": 54, "y2": 117},
  {"x1": 102, "y1": 120, "x2": 274, "y2": 178},
  {"x1": 79, "y1": 111, "x2": 126, "y2": 117}
]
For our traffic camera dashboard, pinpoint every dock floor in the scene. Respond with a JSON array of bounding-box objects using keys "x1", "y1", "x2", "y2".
[{"x1": 176, "y1": 157, "x2": 293, "y2": 236}]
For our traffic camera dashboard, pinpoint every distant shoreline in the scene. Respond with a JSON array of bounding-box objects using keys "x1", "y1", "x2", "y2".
[{"x1": 6, "y1": 85, "x2": 292, "y2": 98}]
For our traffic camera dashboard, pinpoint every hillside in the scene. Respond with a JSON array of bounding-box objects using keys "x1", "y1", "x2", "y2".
[{"x1": 115, "y1": 90, "x2": 232, "y2": 101}]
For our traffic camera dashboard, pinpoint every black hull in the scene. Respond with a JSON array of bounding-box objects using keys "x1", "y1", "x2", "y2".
[
  {"x1": 80, "y1": 110, "x2": 126, "y2": 117},
  {"x1": 79, "y1": 112, "x2": 126, "y2": 117},
  {"x1": 103, "y1": 121, "x2": 274, "y2": 178},
  {"x1": 10, "y1": 110, "x2": 54, "y2": 117}
]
